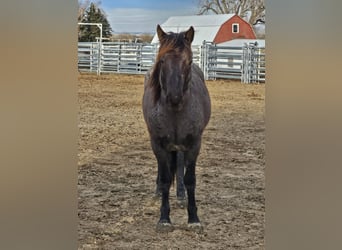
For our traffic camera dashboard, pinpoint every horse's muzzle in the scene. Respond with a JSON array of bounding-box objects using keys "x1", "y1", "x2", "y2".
[
  {"x1": 167, "y1": 93, "x2": 183, "y2": 106},
  {"x1": 170, "y1": 95, "x2": 181, "y2": 105}
]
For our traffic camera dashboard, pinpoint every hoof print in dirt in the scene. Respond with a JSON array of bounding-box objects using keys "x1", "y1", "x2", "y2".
[
  {"x1": 187, "y1": 222, "x2": 204, "y2": 233},
  {"x1": 156, "y1": 222, "x2": 174, "y2": 233}
]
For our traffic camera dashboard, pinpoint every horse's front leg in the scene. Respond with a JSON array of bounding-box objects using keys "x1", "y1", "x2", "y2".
[
  {"x1": 155, "y1": 169, "x2": 161, "y2": 198},
  {"x1": 184, "y1": 142, "x2": 203, "y2": 233},
  {"x1": 152, "y1": 146, "x2": 174, "y2": 232}
]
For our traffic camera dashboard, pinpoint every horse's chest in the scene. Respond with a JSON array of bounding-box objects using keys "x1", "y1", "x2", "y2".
[{"x1": 150, "y1": 112, "x2": 201, "y2": 151}]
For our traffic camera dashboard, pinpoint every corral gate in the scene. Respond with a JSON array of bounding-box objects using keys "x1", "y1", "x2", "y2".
[
  {"x1": 242, "y1": 42, "x2": 265, "y2": 83},
  {"x1": 78, "y1": 42, "x2": 265, "y2": 83}
]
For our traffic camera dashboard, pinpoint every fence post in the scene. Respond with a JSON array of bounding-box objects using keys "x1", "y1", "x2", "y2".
[
  {"x1": 90, "y1": 43, "x2": 94, "y2": 72},
  {"x1": 250, "y1": 43, "x2": 256, "y2": 83},
  {"x1": 242, "y1": 44, "x2": 247, "y2": 83},
  {"x1": 201, "y1": 41, "x2": 206, "y2": 80},
  {"x1": 117, "y1": 43, "x2": 121, "y2": 73},
  {"x1": 201, "y1": 41, "x2": 211, "y2": 81},
  {"x1": 242, "y1": 42, "x2": 258, "y2": 84},
  {"x1": 138, "y1": 43, "x2": 142, "y2": 73},
  {"x1": 98, "y1": 41, "x2": 102, "y2": 75}
]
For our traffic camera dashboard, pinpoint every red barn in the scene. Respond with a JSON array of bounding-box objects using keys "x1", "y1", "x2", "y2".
[{"x1": 151, "y1": 14, "x2": 256, "y2": 45}]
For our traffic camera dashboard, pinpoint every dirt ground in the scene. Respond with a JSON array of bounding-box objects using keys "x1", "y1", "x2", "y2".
[{"x1": 78, "y1": 73, "x2": 265, "y2": 249}]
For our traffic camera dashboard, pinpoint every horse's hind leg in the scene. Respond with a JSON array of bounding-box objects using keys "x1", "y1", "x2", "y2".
[
  {"x1": 176, "y1": 152, "x2": 186, "y2": 208},
  {"x1": 155, "y1": 170, "x2": 161, "y2": 198}
]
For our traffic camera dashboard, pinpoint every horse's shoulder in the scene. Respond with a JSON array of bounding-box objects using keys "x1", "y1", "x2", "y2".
[
  {"x1": 144, "y1": 69, "x2": 152, "y2": 87},
  {"x1": 191, "y1": 64, "x2": 204, "y2": 82}
]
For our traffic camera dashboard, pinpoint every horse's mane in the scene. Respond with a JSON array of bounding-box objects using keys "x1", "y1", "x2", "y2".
[{"x1": 149, "y1": 31, "x2": 192, "y2": 103}]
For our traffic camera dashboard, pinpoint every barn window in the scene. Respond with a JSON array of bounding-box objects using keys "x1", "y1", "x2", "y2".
[{"x1": 232, "y1": 23, "x2": 239, "y2": 33}]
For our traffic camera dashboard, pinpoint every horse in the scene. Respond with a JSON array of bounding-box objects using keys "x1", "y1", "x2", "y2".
[{"x1": 142, "y1": 25, "x2": 211, "y2": 232}]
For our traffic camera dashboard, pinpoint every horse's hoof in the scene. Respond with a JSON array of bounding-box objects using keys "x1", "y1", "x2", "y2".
[
  {"x1": 187, "y1": 222, "x2": 204, "y2": 233},
  {"x1": 156, "y1": 221, "x2": 174, "y2": 233},
  {"x1": 176, "y1": 198, "x2": 187, "y2": 208}
]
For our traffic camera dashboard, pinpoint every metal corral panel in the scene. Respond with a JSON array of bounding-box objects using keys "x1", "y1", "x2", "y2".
[
  {"x1": 78, "y1": 42, "x2": 100, "y2": 72},
  {"x1": 205, "y1": 45, "x2": 243, "y2": 79},
  {"x1": 78, "y1": 41, "x2": 265, "y2": 83}
]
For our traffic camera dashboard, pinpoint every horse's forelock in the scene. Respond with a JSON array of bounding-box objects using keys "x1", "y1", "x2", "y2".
[{"x1": 157, "y1": 32, "x2": 191, "y2": 60}]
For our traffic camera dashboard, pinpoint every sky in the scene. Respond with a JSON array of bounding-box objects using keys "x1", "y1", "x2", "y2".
[{"x1": 100, "y1": 0, "x2": 199, "y2": 34}]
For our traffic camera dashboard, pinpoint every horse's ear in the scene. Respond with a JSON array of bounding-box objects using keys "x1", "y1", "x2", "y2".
[
  {"x1": 157, "y1": 25, "x2": 167, "y2": 42},
  {"x1": 184, "y1": 26, "x2": 194, "y2": 44}
]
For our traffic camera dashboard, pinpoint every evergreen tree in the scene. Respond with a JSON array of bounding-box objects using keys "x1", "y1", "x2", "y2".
[{"x1": 79, "y1": 2, "x2": 112, "y2": 42}]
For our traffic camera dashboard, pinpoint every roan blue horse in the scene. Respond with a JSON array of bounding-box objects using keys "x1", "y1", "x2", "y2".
[{"x1": 142, "y1": 25, "x2": 211, "y2": 232}]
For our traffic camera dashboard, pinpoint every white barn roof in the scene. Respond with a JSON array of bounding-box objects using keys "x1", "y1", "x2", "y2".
[{"x1": 151, "y1": 14, "x2": 235, "y2": 45}]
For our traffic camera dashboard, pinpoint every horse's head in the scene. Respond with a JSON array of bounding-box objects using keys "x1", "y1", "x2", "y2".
[{"x1": 154, "y1": 25, "x2": 194, "y2": 109}]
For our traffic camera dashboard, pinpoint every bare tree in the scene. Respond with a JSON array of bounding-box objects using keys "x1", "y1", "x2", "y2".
[{"x1": 197, "y1": 0, "x2": 265, "y2": 25}]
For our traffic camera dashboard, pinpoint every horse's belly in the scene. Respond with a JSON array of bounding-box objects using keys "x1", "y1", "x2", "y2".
[
  {"x1": 166, "y1": 143, "x2": 187, "y2": 152},
  {"x1": 161, "y1": 130, "x2": 198, "y2": 152}
]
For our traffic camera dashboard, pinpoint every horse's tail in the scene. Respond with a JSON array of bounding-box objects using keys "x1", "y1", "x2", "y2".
[
  {"x1": 170, "y1": 151, "x2": 184, "y2": 186},
  {"x1": 170, "y1": 152, "x2": 177, "y2": 186}
]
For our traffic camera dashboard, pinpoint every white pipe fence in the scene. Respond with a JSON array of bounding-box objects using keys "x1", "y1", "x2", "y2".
[{"x1": 78, "y1": 41, "x2": 265, "y2": 83}]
